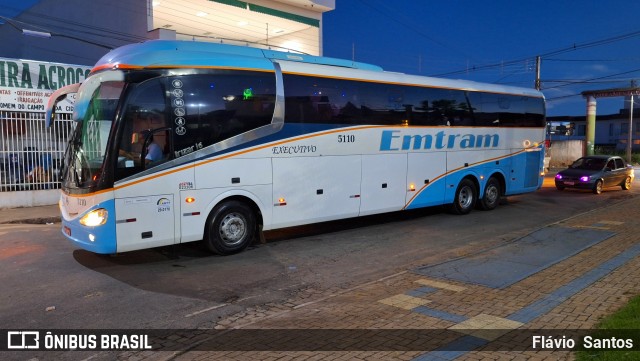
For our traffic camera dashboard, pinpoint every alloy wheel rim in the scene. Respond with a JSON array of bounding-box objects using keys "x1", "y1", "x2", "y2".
[
  {"x1": 458, "y1": 186, "x2": 473, "y2": 208},
  {"x1": 486, "y1": 185, "x2": 498, "y2": 204},
  {"x1": 219, "y1": 212, "x2": 247, "y2": 246}
]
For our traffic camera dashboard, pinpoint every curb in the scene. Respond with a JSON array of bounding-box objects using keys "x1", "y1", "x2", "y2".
[{"x1": 2, "y1": 216, "x2": 61, "y2": 225}]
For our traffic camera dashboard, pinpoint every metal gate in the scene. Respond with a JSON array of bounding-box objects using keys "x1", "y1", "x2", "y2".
[{"x1": 0, "y1": 111, "x2": 74, "y2": 192}]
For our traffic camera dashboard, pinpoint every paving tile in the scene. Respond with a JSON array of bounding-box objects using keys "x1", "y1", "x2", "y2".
[
  {"x1": 378, "y1": 294, "x2": 431, "y2": 310},
  {"x1": 123, "y1": 193, "x2": 640, "y2": 360},
  {"x1": 449, "y1": 314, "x2": 524, "y2": 341},
  {"x1": 413, "y1": 279, "x2": 467, "y2": 292}
]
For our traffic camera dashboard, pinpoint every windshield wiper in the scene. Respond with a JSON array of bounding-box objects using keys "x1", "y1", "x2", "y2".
[{"x1": 73, "y1": 168, "x2": 81, "y2": 187}]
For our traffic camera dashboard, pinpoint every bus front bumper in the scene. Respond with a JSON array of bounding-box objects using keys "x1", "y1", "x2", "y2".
[{"x1": 61, "y1": 200, "x2": 117, "y2": 254}]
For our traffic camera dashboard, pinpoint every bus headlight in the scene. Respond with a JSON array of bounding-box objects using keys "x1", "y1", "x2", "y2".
[{"x1": 79, "y1": 208, "x2": 108, "y2": 227}]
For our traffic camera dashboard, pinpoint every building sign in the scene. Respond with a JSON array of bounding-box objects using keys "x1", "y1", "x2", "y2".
[{"x1": 0, "y1": 58, "x2": 92, "y2": 113}]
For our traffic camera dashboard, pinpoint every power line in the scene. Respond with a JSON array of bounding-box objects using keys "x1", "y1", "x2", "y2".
[
  {"x1": 0, "y1": 15, "x2": 115, "y2": 49},
  {"x1": 542, "y1": 67, "x2": 640, "y2": 90},
  {"x1": 545, "y1": 58, "x2": 640, "y2": 62},
  {"x1": 544, "y1": 68, "x2": 640, "y2": 103},
  {"x1": 16, "y1": 2, "x2": 150, "y2": 43},
  {"x1": 430, "y1": 28, "x2": 640, "y2": 78},
  {"x1": 546, "y1": 93, "x2": 583, "y2": 102},
  {"x1": 544, "y1": 79, "x2": 635, "y2": 84}
]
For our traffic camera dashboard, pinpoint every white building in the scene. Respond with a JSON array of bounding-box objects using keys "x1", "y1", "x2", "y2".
[
  {"x1": 0, "y1": 0, "x2": 334, "y2": 208},
  {"x1": 547, "y1": 108, "x2": 640, "y2": 152}
]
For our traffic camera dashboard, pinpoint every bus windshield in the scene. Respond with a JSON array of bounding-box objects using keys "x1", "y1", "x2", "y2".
[{"x1": 62, "y1": 81, "x2": 124, "y2": 191}]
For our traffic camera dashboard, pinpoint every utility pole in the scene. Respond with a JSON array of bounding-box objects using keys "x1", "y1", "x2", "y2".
[
  {"x1": 626, "y1": 80, "x2": 638, "y2": 163},
  {"x1": 535, "y1": 56, "x2": 541, "y2": 90},
  {"x1": 628, "y1": 94, "x2": 634, "y2": 164}
]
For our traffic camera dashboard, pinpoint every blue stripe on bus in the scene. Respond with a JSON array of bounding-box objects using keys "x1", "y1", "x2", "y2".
[
  {"x1": 62, "y1": 199, "x2": 117, "y2": 254},
  {"x1": 404, "y1": 150, "x2": 543, "y2": 210}
]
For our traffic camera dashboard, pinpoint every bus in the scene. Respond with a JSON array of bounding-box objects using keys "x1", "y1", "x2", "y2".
[{"x1": 46, "y1": 40, "x2": 546, "y2": 256}]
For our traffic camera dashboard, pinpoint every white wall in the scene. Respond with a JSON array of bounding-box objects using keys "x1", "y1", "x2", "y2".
[
  {"x1": 0, "y1": 189, "x2": 59, "y2": 209},
  {"x1": 549, "y1": 140, "x2": 584, "y2": 168}
]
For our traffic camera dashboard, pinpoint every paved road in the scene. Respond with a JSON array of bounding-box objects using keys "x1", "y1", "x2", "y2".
[{"x1": 1, "y1": 174, "x2": 639, "y2": 360}]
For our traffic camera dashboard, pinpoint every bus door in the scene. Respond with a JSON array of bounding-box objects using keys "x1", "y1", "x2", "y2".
[
  {"x1": 114, "y1": 128, "x2": 178, "y2": 253},
  {"x1": 112, "y1": 75, "x2": 178, "y2": 252}
]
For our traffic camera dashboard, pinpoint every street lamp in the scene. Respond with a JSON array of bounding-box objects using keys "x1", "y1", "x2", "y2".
[
  {"x1": 22, "y1": 29, "x2": 51, "y2": 38},
  {"x1": 21, "y1": 26, "x2": 111, "y2": 49}
]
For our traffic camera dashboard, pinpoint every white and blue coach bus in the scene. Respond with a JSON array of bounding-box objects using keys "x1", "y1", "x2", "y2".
[{"x1": 46, "y1": 40, "x2": 546, "y2": 255}]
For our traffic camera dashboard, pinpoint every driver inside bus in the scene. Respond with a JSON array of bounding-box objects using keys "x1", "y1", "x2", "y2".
[
  {"x1": 119, "y1": 109, "x2": 166, "y2": 167},
  {"x1": 140, "y1": 130, "x2": 163, "y2": 163}
]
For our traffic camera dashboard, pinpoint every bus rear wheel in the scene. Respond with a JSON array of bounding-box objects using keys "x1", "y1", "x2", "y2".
[
  {"x1": 450, "y1": 178, "x2": 477, "y2": 215},
  {"x1": 204, "y1": 200, "x2": 256, "y2": 255},
  {"x1": 479, "y1": 177, "x2": 501, "y2": 211}
]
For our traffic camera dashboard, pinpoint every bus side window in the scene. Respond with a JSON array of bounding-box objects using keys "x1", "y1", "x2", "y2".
[
  {"x1": 170, "y1": 72, "x2": 276, "y2": 158},
  {"x1": 471, "y1": 93, "x2": 545, "y2": 128}
]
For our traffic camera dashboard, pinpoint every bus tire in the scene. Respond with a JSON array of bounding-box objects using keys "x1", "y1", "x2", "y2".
[
  {"x1": 450, "y1": 178, "x2": 476, "y2": 215},
  {"x1": 204, "y1": 200, "x2": 256, "y2": 255},
  {"x1": 479, "y1": 177, "x2": 501, "y2": 211}
]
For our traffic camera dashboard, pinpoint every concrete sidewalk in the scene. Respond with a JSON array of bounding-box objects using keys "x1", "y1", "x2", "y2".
[
  {"x1": 0, "y1": 203, "x2": 60, "y2": 224},
  {"x1": 125, "y1": 194, "x2": 640, "y2": 360}
]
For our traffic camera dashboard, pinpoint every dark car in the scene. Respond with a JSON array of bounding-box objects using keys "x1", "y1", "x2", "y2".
[{"x1": 555, "y1": 155, "x2": 635, "y2": 194}]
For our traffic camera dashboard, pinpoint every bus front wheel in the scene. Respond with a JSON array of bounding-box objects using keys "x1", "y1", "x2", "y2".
[
  {"x1": 450, "y1": 179, "x2": 477, "y2": 215},
  {"x1": 204, "y1": 200, "x2": 256, "y2": 255}
]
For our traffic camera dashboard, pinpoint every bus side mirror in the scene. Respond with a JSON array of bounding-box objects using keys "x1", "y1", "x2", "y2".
[{"x1": 45, "y1": 83, "x2": 81, "y2": 127}]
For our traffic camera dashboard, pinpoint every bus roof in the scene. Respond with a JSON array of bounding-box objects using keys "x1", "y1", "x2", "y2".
[
  {"x1": 93, "y1": 40, "x2": 543, "y2": 99},
  {"x1": 92, "y1": 40, "x2": 382, "y2": 73}
]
